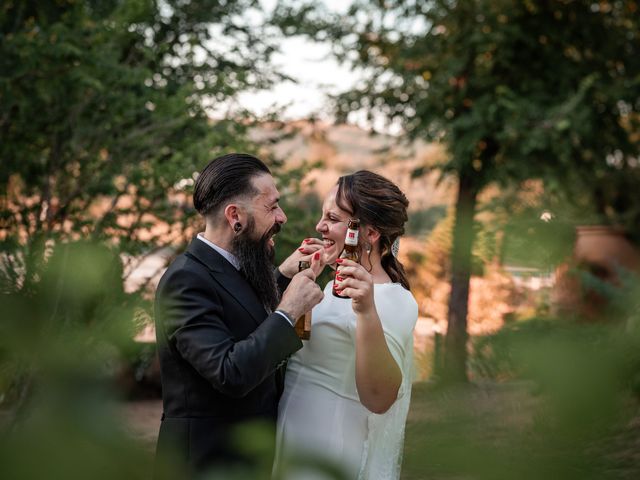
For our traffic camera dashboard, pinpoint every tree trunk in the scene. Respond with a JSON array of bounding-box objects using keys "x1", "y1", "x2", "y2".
[{"x1": 442, "y1": 170, "x2": 478, "y2": 384}]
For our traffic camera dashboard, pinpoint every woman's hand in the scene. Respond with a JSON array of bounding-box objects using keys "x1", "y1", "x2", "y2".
[
  {"x1": 334, "y1": 258, "x2": 375, "y2": 315},
  {"x1": 277, "y1": 238, "x2": 324, "y2": 278}
]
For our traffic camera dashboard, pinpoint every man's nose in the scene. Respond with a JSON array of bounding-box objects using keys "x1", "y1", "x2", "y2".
[{"x1": 276, "y1": 208, "x2": 287, "y2": 224}]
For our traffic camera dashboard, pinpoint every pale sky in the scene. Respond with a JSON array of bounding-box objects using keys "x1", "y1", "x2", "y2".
[
  {"x1": 236, "y1": 0, "x2": 361, "y2": 121},
  {"x1": 236, "y1": 35, "x2": 360, "y2": 120}
]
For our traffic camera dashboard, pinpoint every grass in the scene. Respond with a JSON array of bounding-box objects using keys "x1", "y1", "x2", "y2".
[
  {"x1": 116, "y1": 378, "x2": 640, "y2": 479},
  {"x1": 401, "y1": 380, "x2": 640, "y2": 480}
]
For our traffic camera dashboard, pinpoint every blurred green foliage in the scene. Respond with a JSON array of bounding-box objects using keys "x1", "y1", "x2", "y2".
[
  {"x1": 403, "y1": 377, "x2": 639, "y2": 480},
  {"x1": 405, "y1": 205, "x2": 448, "y2": 238},
  {"x1": 405, "y1": 286, "x2": 640, "y2": 478},
  {"x1": 0, "y1": 242, "x2": 132, "y2": 406},
  {"x1": 499, "y1": 216, "x2": 576, "y2": 269},
  {"x1": 471, "y1": 267, "x2": 640, "y2": 385},
  {"x1": 0, "y1": 241, "x2": 161, "y2": 478}
]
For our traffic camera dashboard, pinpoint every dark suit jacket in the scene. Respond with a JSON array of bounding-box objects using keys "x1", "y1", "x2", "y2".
[{"x1": 154, "y1": 238, "x2": 301, "y2": 473}]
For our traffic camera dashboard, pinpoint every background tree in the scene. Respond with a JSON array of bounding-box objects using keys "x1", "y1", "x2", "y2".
[
  {"x1": 0, "y1": 0, "x2": 287, "y2": 296},
  {"x1": 274, "y1": 0, "x2": 640, "y2": 383}
]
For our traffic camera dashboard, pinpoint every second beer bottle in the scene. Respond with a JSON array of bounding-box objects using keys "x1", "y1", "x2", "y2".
[
  {"x1": 332, "y1": 218, "x2": 360, "y2": 298},
  {"x1": 295, "y1": 260, "x2": 312, "y2": 339}
]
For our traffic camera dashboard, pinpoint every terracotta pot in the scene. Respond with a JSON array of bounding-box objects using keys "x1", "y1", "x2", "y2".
[
  {"x1": 574, "y1": 226, "x2": 640, "y2": 274},
  {"x1": 552, "y1": 225, "x2": 640, "y2": 319}
]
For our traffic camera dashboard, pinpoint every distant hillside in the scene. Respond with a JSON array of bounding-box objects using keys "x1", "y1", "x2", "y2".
[{"x1": 251, "y1": 120, "x2": 456, "y2": 212}]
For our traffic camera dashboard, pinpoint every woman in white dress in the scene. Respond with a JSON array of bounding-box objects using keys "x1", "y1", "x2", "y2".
[{"x1": 275, "y1": 171, "x2": 418, "y2": 480}]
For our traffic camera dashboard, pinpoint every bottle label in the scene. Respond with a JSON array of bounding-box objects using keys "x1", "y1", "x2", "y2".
[{"x1": 345, "y1": 228, "x2": 359, "y2": 246}]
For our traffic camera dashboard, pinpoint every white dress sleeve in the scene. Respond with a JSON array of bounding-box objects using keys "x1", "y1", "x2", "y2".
[
  {"x1": 358, "y1": 285, "x2": 418, "y2": 480},
  {"x1": 375, "y1": 285, "x2": 418, "y2": 391}
]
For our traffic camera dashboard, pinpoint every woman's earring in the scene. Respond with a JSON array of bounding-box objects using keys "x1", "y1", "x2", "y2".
[
  {"x1": 362, "y1": 242, "x2": 373, "y2": 273},
  {"x1": 233, "y1": 222, "x2": 242, "y2": 233}
]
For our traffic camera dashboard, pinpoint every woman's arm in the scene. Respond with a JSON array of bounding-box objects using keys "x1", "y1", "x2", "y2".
[
  {"x1": 335, "y1": 259, "x2": 402, "y2": 414},
  {"x1": 354, "y1": 308, "x2": 402, "y2": 414}
]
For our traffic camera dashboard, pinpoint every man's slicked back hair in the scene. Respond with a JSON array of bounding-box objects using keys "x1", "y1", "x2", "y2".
[{"x1": 193, "y1": 153, "x2": 271, "y2": 217}]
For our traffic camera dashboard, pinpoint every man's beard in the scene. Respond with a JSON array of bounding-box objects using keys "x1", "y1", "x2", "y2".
[{"x1": 231, "y1": 216, "x2": 281, "y2": 312}]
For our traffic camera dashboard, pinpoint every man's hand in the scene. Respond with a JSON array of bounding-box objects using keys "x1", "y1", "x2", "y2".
[{"x1": 277, "y1": 252, "x2": 325, "y2": 319}]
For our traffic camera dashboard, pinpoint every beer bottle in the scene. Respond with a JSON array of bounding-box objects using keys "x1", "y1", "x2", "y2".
[
  {"x1": 333, "y1": 218, "x2": 360, "y2": 298},
  {"x1": 294, "y1": 260, "x2": 312, "y2": 340}
]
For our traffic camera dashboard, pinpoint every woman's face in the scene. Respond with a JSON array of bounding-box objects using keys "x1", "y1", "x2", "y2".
[{"x1": 315, "y1": 185, "x2": 352, "y2": 265}]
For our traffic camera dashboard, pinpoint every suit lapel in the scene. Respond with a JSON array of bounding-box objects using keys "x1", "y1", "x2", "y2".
[{"x1": 185, "y1": 238, "x2": 267, "y2": 327}]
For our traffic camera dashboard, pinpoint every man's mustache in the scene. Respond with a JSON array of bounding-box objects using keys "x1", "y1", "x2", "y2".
[
  {"x1": 266, "y1": 223, "x2": 282, "y2": 237},
  {"x1": 256, "y1": 222, "x2": 282, "y2": 250}
]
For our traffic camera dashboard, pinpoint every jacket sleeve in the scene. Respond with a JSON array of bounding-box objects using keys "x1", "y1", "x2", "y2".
[
  {"x1": 156, "y1": 267, "x2": 302, "y2": 398},
  {"x1": 275, "y1": 268, "x2": 292, "y2": 296}
]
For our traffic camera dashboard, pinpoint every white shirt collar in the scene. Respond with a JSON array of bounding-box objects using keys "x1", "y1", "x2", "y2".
[{"x1": 196, "y1": 233, "x2": 241, "y2": 270}]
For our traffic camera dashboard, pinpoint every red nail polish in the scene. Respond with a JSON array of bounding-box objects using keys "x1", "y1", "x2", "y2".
[
  {"x1": 298, "y1": 247, "x2": 305, "y2": 252},
  {"x1": 303, "y1": 239, "x2": 311, "y2": 243},
  {"x1": 314, "y1": 252, "x2": 320, "y2": 260},
  {"x1": 336, "y1": 258, "x2": 343, "y2": 263}
]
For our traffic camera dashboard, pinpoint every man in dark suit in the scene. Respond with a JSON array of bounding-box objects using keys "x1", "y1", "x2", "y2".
[{"x1": 154, "y1": 153, "x2": 324, "y2": 475}]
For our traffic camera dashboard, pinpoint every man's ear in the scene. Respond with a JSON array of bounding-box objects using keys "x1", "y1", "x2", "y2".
[{"x1": 223, "y1": 204, "x2": 242, "y2": 229}]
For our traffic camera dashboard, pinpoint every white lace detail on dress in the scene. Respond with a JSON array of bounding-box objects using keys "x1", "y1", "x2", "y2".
[{"x1": 357, "y1": 336, "x2": 414, "y2": 480}]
